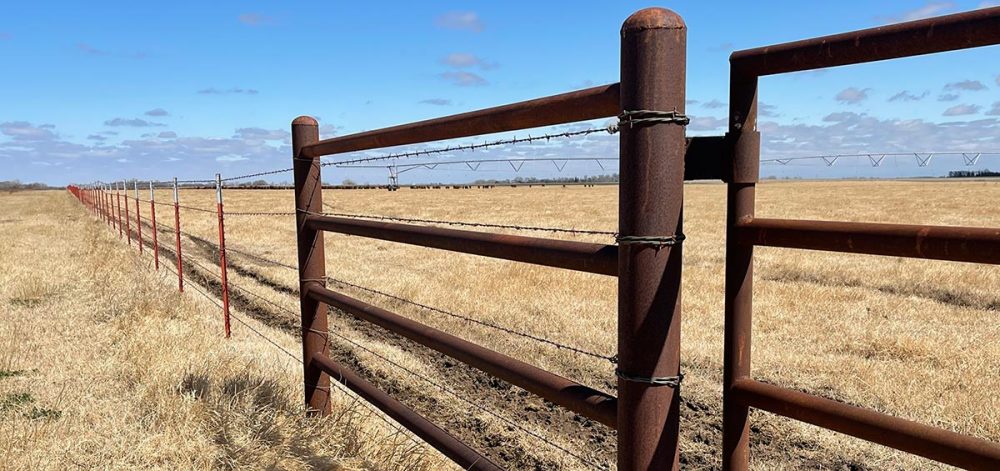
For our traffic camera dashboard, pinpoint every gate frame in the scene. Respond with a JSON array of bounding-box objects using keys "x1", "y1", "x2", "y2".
[{"x1": 722, "y1": 7, "x2": 1000, "y2": 470}]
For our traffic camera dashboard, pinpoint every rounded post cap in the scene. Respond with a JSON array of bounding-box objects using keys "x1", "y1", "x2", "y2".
[
  {"x1": 292, "y1": 116, "x2": 319, "y2": 126},
  {"x1": 621, "y1": 7, "x2": 685, "y2": 35}
]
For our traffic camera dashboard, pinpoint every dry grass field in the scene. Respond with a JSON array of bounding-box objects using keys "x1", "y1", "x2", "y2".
[{"x1": 3, "y1": 179, "x2": 998, "y2": 469}]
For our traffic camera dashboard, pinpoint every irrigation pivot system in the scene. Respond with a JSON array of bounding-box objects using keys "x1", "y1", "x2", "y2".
[{"x1": 68, "y1": 6, "x2": 1000, "y2": 470}]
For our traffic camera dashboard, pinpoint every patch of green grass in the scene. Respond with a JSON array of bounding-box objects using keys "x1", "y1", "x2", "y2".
[
  {"x1": 24, "y1": 406, "x2": 61, "y2": 420},
  {"x1": 0, "y1": 369, "x2": 31, "y2": 379},
  {"x1": 1, "y1": 392, "x2": 34, "y2": 411},
  {"x1": 9, "y1": 297, "x2": 43, "y2": 307}
]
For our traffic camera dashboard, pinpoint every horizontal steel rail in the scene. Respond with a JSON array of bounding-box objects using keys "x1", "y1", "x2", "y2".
[
  {"x1": 735, "y1": 218, "x2": 1000, "y2": 264},
  {"x1": 731, "y1": 379, "x2": 1000, "y2": 469},
  {"x1": 301, "y1": 83, "x2": 620, "y2": 158},
  {"x1": 306, "y1": 215, "x2": 618, "y2": 276},
  {"x1": 731, "y1": 7, "x2": 1000, "y2": 76},
  {"x1": 311, "y1": 353, "x2": 503, "y2": 470},
  {"x1": 304, "y1": 282, "x2": 618, "y2": 428}
]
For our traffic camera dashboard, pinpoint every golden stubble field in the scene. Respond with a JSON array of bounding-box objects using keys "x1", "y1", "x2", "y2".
[{"x1": 4, "y1": 179, "x2": 998, "y2": 470}]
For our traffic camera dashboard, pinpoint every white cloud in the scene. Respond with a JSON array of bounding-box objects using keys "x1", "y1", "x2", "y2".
[
  {"x1": 441, "y1": 53, "x2": 496, "y2": 70},
  {"x1": 216, "y1": 154, "x2": 249, "y2": 162},
  {"x1": 888, "y1": 90, "x2": 929, "y2": 102},
  {"x1": 835, "y1": 87, "x2": 870, "y2": 104},
  {"x1": 880, "y1": 2, "x2": 955, "y2": 22},
  {"x1": 435, "y1": 11, "x2": 484, "y2": 32},
  {"x1": 1, "y1": 121, "x2": 57, "y2": 141},
  {"x1": 944, "y1": 80, "x2": 987, "y2": 91},
  {"x1": 197, "y1": 87, "x2": 259, "y2": 95},
  {"x1": 104, "y1": 118, "x2": 165, "y2": 127},
  {"x1": 144, "y1": 108, "x2": 169, "y2": 117},
  {"x1": 439, "y1": 71, "x2": 487, "y2": 86},
  {"x1": 943, "y1": 104, "x2": 981, "y2": 116},
  {"x1": 420, "y1": 98, "x2": 452, "y2": 106}
]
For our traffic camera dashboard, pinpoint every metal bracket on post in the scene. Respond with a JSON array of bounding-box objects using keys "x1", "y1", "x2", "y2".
[
  {"x1": 292, "y1": 116, "x2": 332, "y2": 416},
  {"x1": 173, "y1": 177, "x2": 184, "y2": 292},
  {"x1": 617, "y1": 8, "x2": 687, "y2": 471},
  {"x1": 216, "y1": 174, "x2": 231, "y2": 338}
]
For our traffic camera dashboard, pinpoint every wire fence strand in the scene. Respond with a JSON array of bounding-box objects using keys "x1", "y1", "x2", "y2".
[{"x1": 318, "y1": 126, "x2": 617, "y2": 167}]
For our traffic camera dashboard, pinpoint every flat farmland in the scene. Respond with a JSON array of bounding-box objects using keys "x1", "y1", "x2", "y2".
[
  {"x1": 6, "y1": 179, "x2": 996, "y2": 469},
  {"x1": 152, "y1": 179, "x2": 997, "y2": 469}
]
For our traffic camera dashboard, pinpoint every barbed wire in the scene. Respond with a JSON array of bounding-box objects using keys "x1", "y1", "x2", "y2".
[
  {"x1": 317, "y1": 205, "x2": 618, "y2": 237},
  {"x1": 158, "y1": 262, "x2": 428, "y2": 450},
  {"x1": 308, "y1": 326, "x2": 611, "y2": 470},
  {"x1": 221, "y1": 167, "x2": 295, "y2": 182},
  {"x1": 226, "y1": 247, "x2": 299, "y2": 271},
  {"x1": 226, "y1": 211, "x2": 297, "y2": 216},
  {"x1": 323, "y1": 276, "x2": 617, "y2": 364},
  {"x1": 318, "y1": 126, "x2": 617, "y2": 167}
]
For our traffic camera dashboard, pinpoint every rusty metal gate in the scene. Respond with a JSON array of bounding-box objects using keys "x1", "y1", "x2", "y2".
[
  {"x1": 289, "y1": 6, "x2": 1000, "y2": 471},
  {"x1": 721, "y1": 7, "x2": 1000, "y2": 471}
]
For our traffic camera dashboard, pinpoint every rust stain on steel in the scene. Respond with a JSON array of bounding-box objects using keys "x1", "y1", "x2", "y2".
[
  {"x1": 311, "y1": 353, "x2": 503, "y2": 471},
  {"x1": 305, "y1": 283, "x2": 619, "y2": 428},
  {"x1": 732, "y1": 379, "x2": 1000, "y2": 469},
  {"x1": 301, "y1": 83, "x2": 620, "y2": 158},
  {"x1": 291, "y1": 116, "x2": 332, "y2": 417},
  {"x1": 617, "y1": 6, "x2": 686, "y2": 471},
  {"x1": 736, "y1": 218, "x2": 1000, "y2": 264},
  {"x1": 305, "y1": 215, "x2": 618, "y2": 276},
  {"x1": 731, "y1": 7, "x2": 1000, "y2": 76}
]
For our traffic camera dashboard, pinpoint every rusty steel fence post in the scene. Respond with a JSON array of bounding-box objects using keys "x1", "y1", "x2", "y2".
[
  {"x1": 173, "y1": 178, "x2": 184, "y2": 292},
  {"x1": 215, "y1": 174, "x2": 231, "y2": 338},
  {"x1": 723, "y1": 54, "x2": 761, "y2": 471},
  {"x1": 123, "y1": 181, "x2": 132, "y2": 246},
  {"x1": 116, "y1": 183, "x2": 123, "y2": 239},
  {"x1": 134, "y1": 181, "x2": 143, "y2": 254},
  {"x1": 149, "y1": 181, "x2": 159, "y2": 270},
  {"x1": 292, "y1": 116, "x2": 332, "y2": 416},
  {"x1": 617, "y1": 8, "x2": 687, "y2": 471}
]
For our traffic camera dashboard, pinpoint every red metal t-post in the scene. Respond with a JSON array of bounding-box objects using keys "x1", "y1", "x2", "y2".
[
  {"x1": 123, "y1": 181, "x2": 132, "y2": 246},
  {"x1": 116, "y1": 183, "x2": 123, "y2": 239},
  {"x1": 134, "y1": 181, "x2": 143, "y2": 254},
  {"x1": 216, "y1": 174, "x2": 231, "y2": 338},
  {"x1": 149, "y1": 181, "x2": 159, "y2": 270},
  {"x1": 173, "y1": 178, "x2": 184, "y2": 292},
  {"x1": 292, "y1": 116, "x2": 332, "y2": 416},
  {"x1": 617, "y1": 8, "x2": 687, "y2": 471}
]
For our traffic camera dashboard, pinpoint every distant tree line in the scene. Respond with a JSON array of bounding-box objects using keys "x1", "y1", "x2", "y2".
[
  {"x1": 1, "y1": 180, "x2": 53, "y2": 191},
  {"x1": 948, "y1": 169, "x2": 999, "y2": 178},
  {"x1": 473, "y1": 174, "x2": 619, "y2": 185}
]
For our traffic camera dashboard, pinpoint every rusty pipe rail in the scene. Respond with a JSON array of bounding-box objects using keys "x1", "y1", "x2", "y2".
[
  {"x1": 736, "y1": 218, "x2": 1000, "y2": 264},
  {"x1": 732, "y1": 379, "x2": 1000, "y2": 469},
  {"x1": 304, "y1": 282, "x2": 618, "y2": 428},
  {"x1": 311, "y1": 353, "x2": 503, "y2": 470},
  {"x1": 731, "y1": 7, "x2": 1000, "y2": 76},
  {"x1": 300, "y1": 83, "x2": 620, "y2": 158},
  {"x1": 305, "y1": 215, "x2": 618, "y2": 276}
]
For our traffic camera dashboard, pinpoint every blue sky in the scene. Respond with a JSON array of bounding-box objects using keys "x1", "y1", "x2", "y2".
[{"x1": 1, "y1": 1, "x2": 998, "y2": 185}]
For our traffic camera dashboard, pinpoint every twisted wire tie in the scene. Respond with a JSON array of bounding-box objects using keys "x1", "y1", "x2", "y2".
[
  {"x1": 615, "y1": 233, "x2": 686, "y2": 248},
  {"x1": 615, "y1": 370, "x2": 684, "y2": 388}
]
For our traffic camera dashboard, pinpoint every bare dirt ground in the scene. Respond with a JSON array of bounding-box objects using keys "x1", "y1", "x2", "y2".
[{"x1": 3, "y1": 180, "x2": 997, "y2": 469}]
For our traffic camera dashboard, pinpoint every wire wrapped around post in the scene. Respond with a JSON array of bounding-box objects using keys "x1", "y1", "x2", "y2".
[{"x1": 292, "y1": 116, "x2": 332, "y2": 416}]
